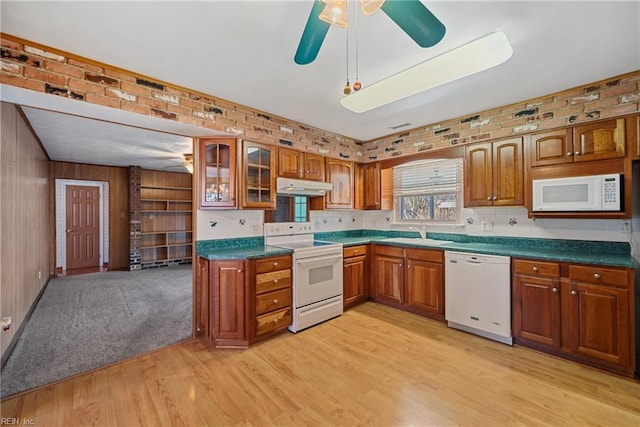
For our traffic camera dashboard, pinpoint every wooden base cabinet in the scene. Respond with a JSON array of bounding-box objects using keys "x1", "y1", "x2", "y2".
[
  {"x1": 343, "y1": 245, "x2": 368, "y2": 309},
  {"x1": 373, "y1": 245, "x2": 444, "y2": 321},
  {"x1": 513, "y1": 258, "x2": 635, "y2": 376},
  {"x1": 197, "y1": 254, "x2": 292, "y2": 348}
]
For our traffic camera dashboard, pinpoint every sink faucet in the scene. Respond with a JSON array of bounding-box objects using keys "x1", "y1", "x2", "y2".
[{"x1": 409, "y1": 225, "x2": 427, "y2": 239}]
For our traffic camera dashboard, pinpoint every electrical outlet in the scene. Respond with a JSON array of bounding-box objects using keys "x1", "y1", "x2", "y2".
[
  {"x1": 38, "y1": 270, "x2": 42, "y2": 279},
  {"x1": 481, "y1": 221, "x2": 494, "y2": 231},
  {"x1": 251, "y1": 224, "x2": 259, "y2": 233},
  {"x1": 621, "y1": 220, "x2": 631, "y2": 233},
  {"x1": 2, "y1": 317, "x2": 11, "y2": 331}
]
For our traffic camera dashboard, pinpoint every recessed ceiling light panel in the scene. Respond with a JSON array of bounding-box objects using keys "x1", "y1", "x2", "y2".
[{"x1": 340, "y1": 31, "x2": 514, "y2": 113}]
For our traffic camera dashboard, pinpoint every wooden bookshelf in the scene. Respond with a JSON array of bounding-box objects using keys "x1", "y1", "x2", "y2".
[{"x1": 139, "y1": 170, "x2": 193, "y2": 268}]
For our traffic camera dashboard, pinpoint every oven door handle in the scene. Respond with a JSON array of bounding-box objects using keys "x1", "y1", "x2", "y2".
[{"x1": 296, "y1": 254, "x2": 343, "y2": 265}]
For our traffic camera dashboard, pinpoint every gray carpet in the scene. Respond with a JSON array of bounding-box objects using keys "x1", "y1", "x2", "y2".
[{"x1": 1, "y1": 265, "x2": 192, "y2": 398}]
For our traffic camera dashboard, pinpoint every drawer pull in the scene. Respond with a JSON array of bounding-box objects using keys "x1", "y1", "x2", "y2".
[
  {"x1": 571, "y1": 290, "x2": 578, "y2": 296},
  {"x1": 273, "y1": 318, "x2": 279, "y2": 323},
  {"x1": 593, "y1": 273, "x2": 601, "y2": 279},
  {"x1": 532, "y1": 266, "x2": 539, "y2": 272},
  {"x1": 552, "y1": 287, "x2": 558, "y2": 293},
  {"x1": 273, "y1": 299, "x2": 279, "y2": 304},
  {"x1": 273, "y1": 262, "x2": 278, "y2": 267},
  {"x1": 273, "y1": 279, "x2": 278, "y2": 284}
]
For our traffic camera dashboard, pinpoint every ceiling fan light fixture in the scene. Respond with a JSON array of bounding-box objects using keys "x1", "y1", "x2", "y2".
[
  {"x1": 361, "y1": 0, "x2": 385, "y2": 15},
  {"x1": 319, "y1": 0, "x2": 348, "y2": 28},
  {"x1": 340, "y1": 31, "x2": 514, "y2": 113}
]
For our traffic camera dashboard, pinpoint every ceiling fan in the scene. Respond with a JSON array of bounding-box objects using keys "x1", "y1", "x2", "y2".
[{"x1": 294, "y1": 0, "x2": 446, "y2": 65}]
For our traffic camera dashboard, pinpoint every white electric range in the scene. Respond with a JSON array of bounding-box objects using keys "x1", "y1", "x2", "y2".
[{"x1": 264, "y1": 222, "x2": 343, "y2": 332}]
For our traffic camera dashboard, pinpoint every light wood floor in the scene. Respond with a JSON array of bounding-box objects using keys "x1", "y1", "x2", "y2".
[{"x1": 2, "y1": 302, "x2": 639, "y2": 426}]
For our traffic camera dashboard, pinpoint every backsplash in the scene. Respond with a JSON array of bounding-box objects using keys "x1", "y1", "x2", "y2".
[{"x1": 197, "y1": 207, "x2": 638, "y2": 263}]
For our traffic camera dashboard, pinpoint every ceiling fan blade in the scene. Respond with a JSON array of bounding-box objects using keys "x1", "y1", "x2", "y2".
[
  {"x1": 294, "y1": 1, "x2": 331, "y2": 65},
  {"x1": 381, "y1": 0, "x2": 446, "y2": 48}
]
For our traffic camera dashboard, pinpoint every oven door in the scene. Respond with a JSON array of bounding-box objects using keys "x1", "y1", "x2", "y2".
[{"x1": 294, "y1": 252, "x2": 343, "y2": 307}]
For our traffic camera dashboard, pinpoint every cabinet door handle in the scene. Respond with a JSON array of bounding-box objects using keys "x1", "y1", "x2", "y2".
[
  {"x1": 552, "y1": 287, "x2": 558, "y2": 293},
  {"x1": 574, "y1": 151, "x2": 581, "y2": 155},
  {"x1": 567, "y1": 152, "x2": 573, "y2": 156},
  {"x1": 237, "y1": 269, "x2": 243, "y2": 273},
  {"x1": 571, "y1": 290, "x2": 578, "y2": 296},
  {"x1": 532, "y1": 266, "x2": 539, "y2": 272},
  {"x1": 398, "y1": 264, "x2": 402, "y2": 267},
  {"x1": 492, "y1": 196, "x2": 497, "y2": 201},
  {"x1": 407, "y1": 265, "x2": 411, "y2": 269},
  {"x1": 593, "y1": 273, "x2": 601, "y2": 279},
  {"x1": 487, "y1": 196, "x2": 492, "y2": 201}
]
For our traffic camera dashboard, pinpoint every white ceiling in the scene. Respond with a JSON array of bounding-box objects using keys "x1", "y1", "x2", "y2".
[{"x1": 1, "y1": 1, "x2": 639, "y2": 170}]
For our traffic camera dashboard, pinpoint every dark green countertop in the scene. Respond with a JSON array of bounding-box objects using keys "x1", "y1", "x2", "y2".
[
  {"x1": 196, "y1": 230, "x2": 638, "y2": 268},
  {"x1": 196, "y1": 237, "x2": 293, "y2": 260},
  {"x1": 319, "y1": 230, "x2": 638, "y2": 268}
]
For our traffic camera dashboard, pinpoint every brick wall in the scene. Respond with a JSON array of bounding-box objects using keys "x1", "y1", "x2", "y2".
[
  {"x1": 0, "y1": 34, "x2": 363, "y2": 161},
  {"x1": 364, "y1": 74, "x2": 640, "y2": 161},
  {"x1": 1, "y1": 34, "x2": 638, "y2": 164},
  {"x1": 128, "y1": 166, "x2": 141, "y2": 271}
]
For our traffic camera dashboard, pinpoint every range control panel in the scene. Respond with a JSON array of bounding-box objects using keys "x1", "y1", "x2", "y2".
[{"x1": 263, "y1": 222, "x2": 315, "y2": 237}]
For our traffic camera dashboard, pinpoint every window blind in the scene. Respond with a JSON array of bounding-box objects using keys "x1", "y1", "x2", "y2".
[{"x1": 393, "y1": 158, "x2": 463, "y2": 195}]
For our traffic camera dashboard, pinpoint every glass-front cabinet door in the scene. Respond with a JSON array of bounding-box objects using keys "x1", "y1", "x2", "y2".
[
  {"x1": 241, "y1": 140, "x2": 276, "y2": 209},
  {"x1": 199, "y1": 137, "x2": 237, "y2": 208}
]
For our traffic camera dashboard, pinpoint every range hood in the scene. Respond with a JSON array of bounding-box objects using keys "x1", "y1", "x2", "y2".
[{"x1": 276, "y1": 177, "x2": 333, "y2": 197}]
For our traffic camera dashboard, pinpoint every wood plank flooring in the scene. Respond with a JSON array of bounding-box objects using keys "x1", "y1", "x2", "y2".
[{"x1": 2, "y1": 302, "x2": 639, "y2": 426}]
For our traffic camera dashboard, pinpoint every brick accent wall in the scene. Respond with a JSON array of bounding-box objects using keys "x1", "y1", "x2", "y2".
[
  {"x1": 0, "y1": 34, "x2": 363, "y2": 161},
  {"x1": 364, "y1": 74, "x2": 640, "y2": 161},
  {"x1": 128, "y1": 166, "x2": 141, "y2": 271},
  {"x1": 1, "y1": 34, "x2": 638, "y2": 165}
]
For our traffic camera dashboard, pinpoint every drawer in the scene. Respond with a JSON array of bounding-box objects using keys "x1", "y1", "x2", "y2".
[
  {"x1": 256, "y1": 288, "x2": 291, "y2": 316},
  {"x1": 406, "y1": 248, "x2": 443, "y2": 263},
  {"x1": 344, "y1": 245, "x2": 367, "y2": 259},
  {"x1": 256, "y1": 255, "x2": 292, "y2": 274},
  {"x1": 375, "y1": 244, "x2": 405, "y2": 258},
  {"x1": 256, "y1": 269, "x2": 291, "y2": 294},
  {"x1": 256, "y1": 307, "x2": 291, "y2": 336},
  {"x1": 569, "y1": 265, "x2": 628, "y2": 287},
  {"x1": 513, "y1": 259, "x2": 560, "y2": 277}
]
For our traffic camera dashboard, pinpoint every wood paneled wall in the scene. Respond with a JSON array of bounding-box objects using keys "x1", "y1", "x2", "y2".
[
  {"x1": 0, "y1": 102, "x2": 53, "y2": 361},
  {"x1": 53, "y1": 162, "x2": 130, "y2": 270}
]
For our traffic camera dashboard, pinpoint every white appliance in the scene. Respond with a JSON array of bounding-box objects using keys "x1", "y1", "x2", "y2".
[
  {"x1": 532, "y1": 173, "x2": 622, "y2": 212},
  {"x1": 276, "y1": 177, "x2": 333, "y2": 197},
  {"x1": 444, "y1": 251, "x2": 512, "y2": 345},
  {"x1": 264, "y1": 222, "x2": 343, "y2": 333}
]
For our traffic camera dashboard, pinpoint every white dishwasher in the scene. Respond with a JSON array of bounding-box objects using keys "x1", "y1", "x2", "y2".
[{"x1": 444, "y1": 251, "x2": 512, "y2": 345}]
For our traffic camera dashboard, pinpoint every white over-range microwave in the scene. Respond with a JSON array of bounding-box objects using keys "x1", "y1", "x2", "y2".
[{"x1": 532, "y1": 173, "x2": 622, "y2": 212}]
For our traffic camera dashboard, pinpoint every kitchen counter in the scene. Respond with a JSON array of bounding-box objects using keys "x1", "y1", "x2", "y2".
[
  {"x1": 315, "y1": 230, "x2": 638, "y2": 269},
  {"x1": 196, "y1": 231, "x2": 638, "y2": 268},
  {"x1": 196, "y1": 237, "x2": 292, "y2": 260}
]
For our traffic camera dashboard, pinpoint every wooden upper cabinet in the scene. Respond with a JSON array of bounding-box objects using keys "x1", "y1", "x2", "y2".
[
  {"x1": 199, "y1": 137, "x2": 237, "y2": 209},
  {"x1": 325, "y1": 158, "x2": 354, "y2": 209},
  {"x1": 354, "y1": 163, "x2": 365, "y2": 210},
  {"x1": 493, "y1": 138, "x2": 524, "y2": 206},
  {"x1": 277, "y1": 147, "x2": 325, "y2": 181},
  {"x1": 464, "y1": 142, "x2": 493, "y2": 207},
  {"x1": 240, "y1": 140, "x2": 276, "y2": 209},
  {"x1": 363, "y1": 162, "x2": 381, "y2": 210},
  {"x1": 464, "y1": 138, "x2": 523, "y2": 207},
  {"x1": 573, "y1": 118, "x2": 625, "y2": 162},
  {"x1": 530, "y1": 119, "x2": 626, "y2": 167},
  {"x1": 304, "y1": 152, "x2": 325, "y2": 181},
  {"x1": 635, "y1": 115, "x2": 640, "y2": 158},
  {"x1": 529, "y1": 129, "x2": 572, "y2": 167}
]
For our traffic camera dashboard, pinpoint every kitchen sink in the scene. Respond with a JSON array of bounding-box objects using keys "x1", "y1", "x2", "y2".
[{"x1": 382, "y1": 237, "x2": 453, "y2": 246}]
